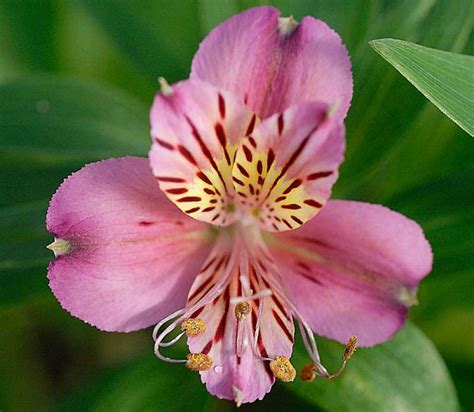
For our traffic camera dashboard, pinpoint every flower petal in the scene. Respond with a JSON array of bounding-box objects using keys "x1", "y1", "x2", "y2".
[
  {"x1": 149, "y1": 79, "x2": 256, "y2": 226},
  {"x1": 232, "y1": 102, "x2": 344, "y2": 232},
  {"x1": 268, "y1": 200, "x2": 433, "y2": 346},
  {"x1": 184, "y1": 233, "x2": 294, "y2": 404},
  {"x1": 191, "y1": 6, "x2": 353, "y2": 119},
  {"x1": 47, "y1": 157, "x2": 213, "y2": 332}
]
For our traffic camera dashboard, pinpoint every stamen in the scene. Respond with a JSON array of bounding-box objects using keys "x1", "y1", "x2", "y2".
[
  {"x1": 186, "y1": 353, "x2": 213, "y2": 371},
  {"x1": 269, "y1": 356, "x2": 296, "y2": 382},
  {"x1": 46, "y1": 238, "x2": 71, "y2": 257},
  {"x1": 300, "y1": 363, "x2": 317, "y2": 382},
  {"x1": 180, "y1": 318, "x2": 206, "y2": 337},
  {"x1": 343, "y1": 336, "x2": 358, "y2": 362},
  {"x1": 234, "y1": 301, "x2": 251, "y2": 321}
]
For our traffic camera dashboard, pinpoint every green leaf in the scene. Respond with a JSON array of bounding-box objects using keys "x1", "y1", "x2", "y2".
[
  {"x1": 77, "y1": 0, "x2": 202, "y2": 84},
  {"x1": 288, "y1": 322, "x2": 459, "y2": 412},
  {"x1": 370, "y1": 38, "x2": 474, "y2": 136},
  {"x1": 0, "y1": 76, "x2": 149, "y2": 305}
]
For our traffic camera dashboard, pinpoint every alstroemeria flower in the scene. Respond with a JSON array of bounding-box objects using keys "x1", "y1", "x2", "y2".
[{"x1": 46, "y1": 7, "x2": 432, "y2": 405}]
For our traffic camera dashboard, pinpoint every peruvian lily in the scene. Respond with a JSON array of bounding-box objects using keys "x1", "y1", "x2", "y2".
[{"x1": 46, "y1": 6, "x2": 432, "y2": 405}]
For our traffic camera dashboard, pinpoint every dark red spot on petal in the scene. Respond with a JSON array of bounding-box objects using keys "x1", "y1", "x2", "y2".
[
  {"x1": 282, "y1": 204, "x2": 301, "y2": 210},
  {"x1": 307, "y1": 171, "x2": 333, "y2": 180},
  {"x1": 304, "y1": 199, "x2": 323, "y2": 208},
  {"x1": 246, "y1": 115, "x2": 257, "y2": 136},
  {"x1": 267, "y1": 149, "x2": 275, "y2": 171},
  {"x1": 197, "y1": 171, "x2": 212, "y2": 185},
  {"x1": 237, "y1": 163, "x2": 249, "y2": 178},
  {"x1": 283, "y1": 179, "x2": 302, "y2": 195},
  {"x1": 242, "y1": 145, "x2": 253, "y2": 162},
  {"x1": 138, "y1": 221, "x2": 155, "y2": 226},
  {"x1": 177, "y1": 196, "x2": 202, "y2": 202},
  {"x1": 166, "y1": 188, "x2": 188, "y2": 195},
  {"x1": 277, "y1": 113, "x2": 284, "y2": 135},
  {"x1": 156, "y1": 176, "x2": 186, "y2": 183},
  {"x1": 232, "y1": 176, "x2": 245, "y2": 186},
  {"x1": 202, "y1": 340, "x2": 213, "y2": 355},
  {"x1": 185, "y1": 207, "x2": 200, "y2": 213},
  {"x1": 178, "y1": 145, "x2": 197, "y2": 166},
  {"x1": 218, "y1": 93, "x2": 226, "y2": 119},
  {"x1": 291, "y1": 215, "x2": 304, "y2": 225},
  {"x1": 154, "y1": 137, "x2": 174, "y2": 150}
]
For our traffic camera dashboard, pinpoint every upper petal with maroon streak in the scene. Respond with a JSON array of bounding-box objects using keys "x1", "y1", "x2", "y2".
[
  {"x1": 268, "y1": 200, "x2": 433, "y2": 346},
  {"x1": 149, "y1": 79, "x2": 257, "y2": 226},
  {"x1": 232, "y1": 102, "x2": 345, "y2": 232},
  {"x1": 191, "y1": 6, "x2": 352, "y2": 120},
  {"x1": 47, "y1": 157, "x2": 213, "y2": 332}
]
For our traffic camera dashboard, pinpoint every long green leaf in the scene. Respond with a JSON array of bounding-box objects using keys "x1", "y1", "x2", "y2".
[{"x1": 370, "y1": 39, "x2": 474, "y2": 136}]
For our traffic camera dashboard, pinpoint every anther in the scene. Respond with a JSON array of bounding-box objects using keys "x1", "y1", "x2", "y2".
[
  {"x1": 158, "y1": 77, "x2": 173, "y2": 96},
  {"x1": 269, "y1": 356, "x2": 296, "y2": 382},
  {"x1": 186, "y1": 353, "x2": 213, "y2": 371},
  {"x1": 180, "y1": 318, "x2": 206, "y2": 337},
  {"x1": 235, "y1": 301, "x2": 251, "y2": 321},
  {"x1": 46, "y1": 238, "x2": 71, "y2": 257},
  {"x1": 343, "y1": 336, "x2": 358, "y2": 362},
  {"x1": 300, "y1": 363, "x2": 317, "y2": 382}
]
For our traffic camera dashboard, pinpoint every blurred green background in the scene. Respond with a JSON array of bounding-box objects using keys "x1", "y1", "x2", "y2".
[{"x1": 0, "y1": 0, "x2": 472, "y2": 411}]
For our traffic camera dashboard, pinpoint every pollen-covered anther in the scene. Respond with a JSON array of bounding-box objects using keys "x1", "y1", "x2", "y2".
[
  {"x1": 343, "y1": 335, "x2": 358, "y2": 362},
  {"x1": 300, "y1": 363, "x2": 317, "y2": 382},
  {"x1": 180, "y1": 318, "x2": 206, "y2": 337},
  {"x1": 186, "y1": 353, "x2": 213, "y2": 371},
  {"x1": 235, "y1": 301, "x2": 251, "y2": 321},
  {"x1": 269, "y1": 356, "x2": 296, "y2": 382}
]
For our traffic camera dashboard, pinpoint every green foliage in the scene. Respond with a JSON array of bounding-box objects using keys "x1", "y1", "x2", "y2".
[{"x1": 371, "y1": 39, "x2": 474, "y2": 136}]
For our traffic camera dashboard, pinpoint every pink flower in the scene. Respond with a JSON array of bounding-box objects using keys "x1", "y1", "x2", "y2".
[{"x1": 46, "y1": 7, "x2": 432, "y2": 405}]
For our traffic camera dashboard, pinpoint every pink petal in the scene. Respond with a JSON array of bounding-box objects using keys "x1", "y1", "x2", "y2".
[
  {"x1": 182, "y1": 235, "x2": 293, "y2": 404},
  {"x1": 191, "y1": 6, "x2": 353, "y2": 120},
  {"x1": 149, "y1": 78, "x2": 256, "y2": 226},
  {"x1": 232, "y1": 101, "x2": 345, "y2": 231},
  {"x1": 269, "y1": 200, "x2": 432, "y2": 346},
  {"x1": 47, "y1": 157, "x2": 213, "y2": 332}
]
